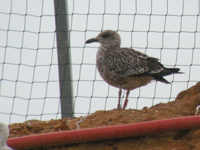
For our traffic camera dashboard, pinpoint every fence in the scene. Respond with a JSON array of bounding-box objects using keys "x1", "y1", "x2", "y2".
[{"x1": 0, "y1": 0, "x2": 199, "y2": 123}]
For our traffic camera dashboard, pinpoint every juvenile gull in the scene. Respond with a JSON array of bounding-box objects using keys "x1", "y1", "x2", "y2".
[{"x1": 85, "y1": 30, "x2": 181, "y2": 109}]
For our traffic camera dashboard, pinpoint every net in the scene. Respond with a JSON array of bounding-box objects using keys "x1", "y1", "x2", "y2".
[{"x1": 0, "y1": 0, "x2": 199, "y2": 123}]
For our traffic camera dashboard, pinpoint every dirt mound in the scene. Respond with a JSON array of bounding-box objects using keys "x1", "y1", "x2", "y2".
[{"x1": 9, "y1": 82, "x2": 200, "y2": 150}]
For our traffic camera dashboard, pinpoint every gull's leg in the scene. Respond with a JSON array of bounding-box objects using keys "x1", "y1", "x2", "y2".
[
  {"x1": 123, "y1": 90, "x2": 130, "y2": 110},
  {"x1": 117, "y1": 88, "x2": 122, "y2": 109}
]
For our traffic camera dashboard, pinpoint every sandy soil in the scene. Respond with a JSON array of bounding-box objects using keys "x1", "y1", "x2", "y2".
[{"x1": 9, "y1": 82, "x2": 200, "y2": 150}]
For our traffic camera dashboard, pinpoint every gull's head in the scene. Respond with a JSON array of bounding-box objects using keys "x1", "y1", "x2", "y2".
[{"x1": 85, "y1": 30, "x2": 121, "y2": 48}]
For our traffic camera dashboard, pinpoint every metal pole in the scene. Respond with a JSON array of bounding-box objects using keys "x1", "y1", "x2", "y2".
[{"x1": 54, "y1": 0, "x2": 73, "y2": 118}]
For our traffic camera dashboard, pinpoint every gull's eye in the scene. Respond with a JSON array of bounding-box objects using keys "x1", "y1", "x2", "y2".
[{"x1": 101, "y1": 32, "x2": 111, "y2": 38}]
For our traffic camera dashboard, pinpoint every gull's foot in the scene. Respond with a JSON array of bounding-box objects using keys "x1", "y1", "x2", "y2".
[{"x1": 117, "y1": 103, "x2": 122, "y2": 110}]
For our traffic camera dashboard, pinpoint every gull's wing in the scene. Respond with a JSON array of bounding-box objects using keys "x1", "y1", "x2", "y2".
[{"x1": 104, "y1": 48, "x2": 164, "y2": 78}]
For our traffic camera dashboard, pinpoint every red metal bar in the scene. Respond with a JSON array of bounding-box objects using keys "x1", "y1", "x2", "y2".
[{"x1": 7, "y1": 116, "x2": 200, "y2": 149}]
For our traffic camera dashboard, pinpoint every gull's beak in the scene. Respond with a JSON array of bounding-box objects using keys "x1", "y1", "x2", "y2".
[{"x1": 85, "y1": 38, "x2": 99, "y2": 44}]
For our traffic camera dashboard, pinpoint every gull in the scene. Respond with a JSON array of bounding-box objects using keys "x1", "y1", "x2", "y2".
[{"x1": 85, "y1": 30, "x2": 181, "y2": 109}]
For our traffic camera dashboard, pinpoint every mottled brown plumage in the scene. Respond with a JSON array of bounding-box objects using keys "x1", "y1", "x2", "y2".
[{"x1": 85, "y1": 30, "x2": 181, "y2": 109}]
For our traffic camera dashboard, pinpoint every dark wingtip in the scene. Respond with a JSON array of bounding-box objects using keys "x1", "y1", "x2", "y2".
[
  {"x1": 155, "y1": 76, "x2": 171, "y2": 84},
  {"x1": 174, "y1": 68, "x2": 180, "y2": 72},
  {"x1": 170, "y1": 68, "x2": 183, "y2": 74},
  {"x1": 151, "y1": 67, "x2": 183, "y2": 83}
]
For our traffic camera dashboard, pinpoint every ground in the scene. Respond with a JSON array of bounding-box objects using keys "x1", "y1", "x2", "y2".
[{"x1": 9, "y1": 82, "x2": 200, "y2": 150}]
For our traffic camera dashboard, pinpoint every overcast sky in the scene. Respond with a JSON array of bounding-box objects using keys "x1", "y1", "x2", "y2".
[{"x1": 0, "y1": 0, "x2": 199, "y2": 123}]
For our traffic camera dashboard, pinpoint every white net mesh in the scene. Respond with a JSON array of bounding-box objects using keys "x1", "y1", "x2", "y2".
[
  {"x1": 0, "y1": 0, "x2": 199, "y2": 123},
  {"x1": 0, "y1": 0, "x2": 61, "y2": 123}
]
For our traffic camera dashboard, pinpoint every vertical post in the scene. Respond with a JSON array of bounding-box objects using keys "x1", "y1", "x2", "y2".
[{"x1": 54, "y1": 0, "x2": 73, "y2": 118}]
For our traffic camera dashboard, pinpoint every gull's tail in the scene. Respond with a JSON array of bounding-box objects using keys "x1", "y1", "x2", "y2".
[{"x1": 152, "y1": 67, "x2": 182, "y2": 84}]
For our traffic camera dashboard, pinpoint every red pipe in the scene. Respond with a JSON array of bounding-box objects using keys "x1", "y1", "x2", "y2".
[{"x1": 7, "y1": 116, "x2": 200, "y2": 149}]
